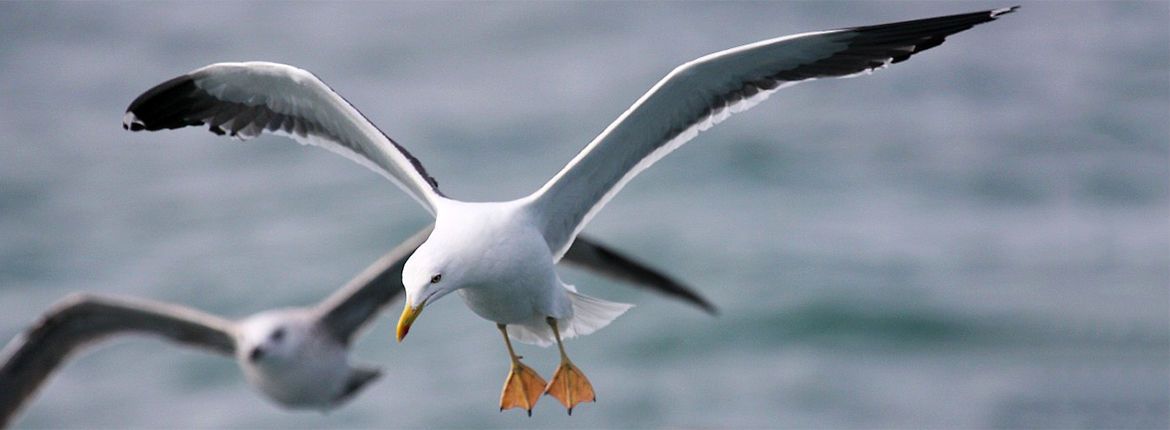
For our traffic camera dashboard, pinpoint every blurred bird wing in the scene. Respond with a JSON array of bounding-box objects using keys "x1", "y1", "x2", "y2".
[{"x1": 0, "y1": 294, "x2": 236, "y2": 427}]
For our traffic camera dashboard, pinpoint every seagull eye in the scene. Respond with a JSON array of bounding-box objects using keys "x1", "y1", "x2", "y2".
[
  {"x1": 271, "y1": 328, "x2": 286, "y2": 342},
  {"x1": 430, "y1": 274, "x2": 442, "y2": 284}
]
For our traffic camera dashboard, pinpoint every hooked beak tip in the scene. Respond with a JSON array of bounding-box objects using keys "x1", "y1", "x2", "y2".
[
  {"x1": 396, "y1": 302, "x2": 423, "y2": 343},
  {"x1": 396, "y1": 327, "x2": 408, "y2": 343}
]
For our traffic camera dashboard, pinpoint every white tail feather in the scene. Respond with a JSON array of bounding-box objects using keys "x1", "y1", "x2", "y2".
[{"x1": 505, "y1": 290, "x2": 632, "y2": 347}]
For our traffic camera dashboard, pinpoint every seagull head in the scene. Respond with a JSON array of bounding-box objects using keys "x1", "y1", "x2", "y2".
[
  {"x1": 238, "y1": 311, "x2": 310, "y2": 366},
  {"x1": 397, "y1": 241, "x2": 462, "y2": 342},
  {"x1": 235, "y1": 310, "x2": 361, "y2": 409}
]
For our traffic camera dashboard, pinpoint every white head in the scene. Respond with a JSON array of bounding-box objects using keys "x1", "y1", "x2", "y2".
[
  {"x1": 237, "y1": 310, "x2": 312, "y2": 369},
  {"x1": 235, "y1": 310, "x2": 354, "y2": 408},
  {"x1": 396, "y1": 238, "x2": 463, "y2": 341}
]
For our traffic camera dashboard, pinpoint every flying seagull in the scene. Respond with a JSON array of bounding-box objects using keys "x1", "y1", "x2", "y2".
[
  {"x1": 0, "y1": 227, "x2": 712, "y2": 427},
  {"x1": 122, "y1": 7, "x2": 1018, "y2": 415}
]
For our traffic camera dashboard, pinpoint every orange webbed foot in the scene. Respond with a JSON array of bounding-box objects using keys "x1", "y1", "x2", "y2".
[
  {"x1": 500, "y1": 359, "x2": 547, "y2": 416},
  {"x1": 544, "y1": 359, "x2": 595, "y2": 415}
]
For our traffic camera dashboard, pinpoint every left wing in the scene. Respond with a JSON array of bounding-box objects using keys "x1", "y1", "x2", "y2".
[
  {"x1": 123, "y1": 62, "x2": 445, "y2": 214},
  {"x1": 527, "y1": 7, "x2": 1017, "y2": 259}
]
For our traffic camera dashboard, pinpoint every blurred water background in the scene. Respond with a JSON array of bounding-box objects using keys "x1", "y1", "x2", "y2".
[{"x1": 1, "y1": 1, "x2": 1167, "y2": 428}]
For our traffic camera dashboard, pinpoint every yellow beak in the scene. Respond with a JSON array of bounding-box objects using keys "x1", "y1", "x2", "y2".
[{"x1": 396, "y1": 301, "x2": 425, "y2": 342}]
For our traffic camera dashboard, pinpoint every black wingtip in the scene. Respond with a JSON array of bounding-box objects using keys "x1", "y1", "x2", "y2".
[
  {"x1": 679, "y1": 287, "x2": 719, "y2": 316},
  {"x1": 122, "y1": 74, "x2": 205, "y2": 132},
  {"x1": 701, "y1": 299, "x2": 720, "y2": 317}
]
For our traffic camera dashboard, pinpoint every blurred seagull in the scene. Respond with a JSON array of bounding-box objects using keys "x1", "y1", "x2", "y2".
[
  {"x1": 0, "y1": 227, "x2": 713, "y2": 427},
  {"x1": 122, "y1": 7, "x2": 1017, "y2": 415}
]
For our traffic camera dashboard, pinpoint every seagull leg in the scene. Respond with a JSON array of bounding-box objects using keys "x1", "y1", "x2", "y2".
[
  {"x1": 543, "y1": 317, "x2": 595, "y2": 415},
  {"x1": 498, "y1": 324, "x2": 546, "y2": 416}
]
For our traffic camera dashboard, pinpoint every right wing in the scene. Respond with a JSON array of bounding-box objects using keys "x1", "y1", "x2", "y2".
[
  {"x1": 123, "y1": 61, "x2": 445, "y2": 214},
  {"x1": 0, "y1": 294, "x2": 236, "y2": 428}
]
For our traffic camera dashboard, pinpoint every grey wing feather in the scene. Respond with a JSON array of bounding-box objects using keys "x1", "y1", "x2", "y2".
[
  {"x1": 316, "y1": 226, "x2": 433, "y2": 344},
  {"x1": 0, "y1": 293, "x2": 236, "y2": 428},
  {"x1": 563, "y1": 236, "x2": 717, "y2": 315}
]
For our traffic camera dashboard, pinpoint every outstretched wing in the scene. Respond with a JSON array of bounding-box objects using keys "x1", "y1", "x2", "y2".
[
  {"x1": 317, "y1": 225, "x2": 716, "y2": 343},
  {"x1": 123, "y1": 61, "x2": 444, "y2": 214},
  {"x1": 0, "y1": 294, "x2": 236, "y2": 427},
  {"x1": 527, "y1": 7, "x2": 1018, "y2": 259}
]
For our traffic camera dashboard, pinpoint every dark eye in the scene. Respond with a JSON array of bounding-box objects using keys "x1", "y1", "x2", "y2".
[
  {"x1": 430, "y1": 274, "x2": 442, "y2": 284},
  {"x1": 271, "y1": 328, "x2": 286, "y2": 342}
]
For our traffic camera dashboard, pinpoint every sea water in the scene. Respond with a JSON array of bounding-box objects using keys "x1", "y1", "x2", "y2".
[{"x1": 1, "y1": 2, "x2": 1166, "y2": 428}]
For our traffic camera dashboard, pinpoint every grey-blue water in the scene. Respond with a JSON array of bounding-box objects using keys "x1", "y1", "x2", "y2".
[{"x1": 1, "y1": 1, "x2": 1167, "y2": 428}]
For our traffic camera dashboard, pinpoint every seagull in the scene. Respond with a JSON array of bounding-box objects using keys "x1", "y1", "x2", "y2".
[
  {"x1": 0, "y1": 226, "x2": 712, "y2": 426},
  {"x1": 121, "y1": 7, "x2": 1017, "y2": 414}
]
